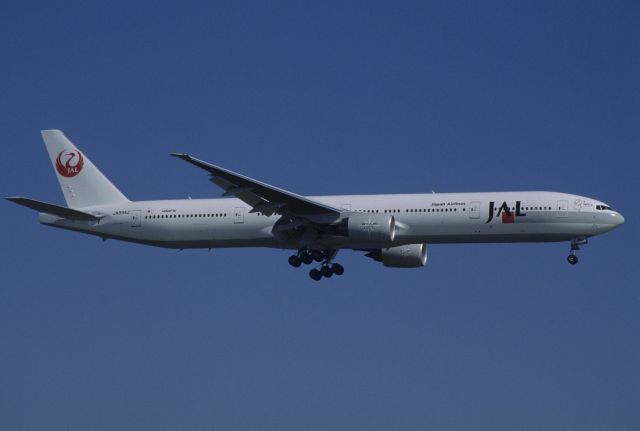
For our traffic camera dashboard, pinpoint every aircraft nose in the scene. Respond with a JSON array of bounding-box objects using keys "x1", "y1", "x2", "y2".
[{"x1": 615, "y1": 211, "x2": 625, "y2": 226}]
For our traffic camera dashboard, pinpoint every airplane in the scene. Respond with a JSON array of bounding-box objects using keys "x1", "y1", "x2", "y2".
[{"x1": 7, "y1": 130, "x2": 624, "y2": 281}]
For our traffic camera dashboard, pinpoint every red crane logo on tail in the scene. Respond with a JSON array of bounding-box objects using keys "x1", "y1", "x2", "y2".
[{"x1": 55, "y1": 150, "x2": 84, "y2": 177}]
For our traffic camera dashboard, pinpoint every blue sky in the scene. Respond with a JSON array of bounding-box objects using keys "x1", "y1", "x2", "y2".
[{"x1": 1, "y1": 1, "x2": 638, "y2": 430}]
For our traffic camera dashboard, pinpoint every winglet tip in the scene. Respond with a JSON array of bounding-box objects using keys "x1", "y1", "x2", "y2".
[{"x1": 170, "y1": 152, "x2": 190, "y2": 160}]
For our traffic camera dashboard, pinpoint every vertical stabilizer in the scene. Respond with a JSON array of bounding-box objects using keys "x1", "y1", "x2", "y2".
[{"x1": 42, "y1": 130, "x2": 129, "y2": 208}]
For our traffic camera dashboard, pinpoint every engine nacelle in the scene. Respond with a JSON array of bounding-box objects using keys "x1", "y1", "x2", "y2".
[
  {"x1": 343, "y1": 213, "x2": 396, "y2": 242},
  {"x1": 368, "y1": 243, "x2": 427, "y2": 268}
]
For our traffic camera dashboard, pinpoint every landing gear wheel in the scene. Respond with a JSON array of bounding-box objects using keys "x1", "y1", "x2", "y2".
[
  {"x1": 312, "y1": 250, "x2": 325, "y2": 262},
  {"x1": 309, "y1": 268, "x2": 322, "y2": 281},
  {"x1": 301, "y1": 253, "x2": 313, "y2": 265},
  {"x1": 331, "y1": 263, "x2": 344, "y2": 276},
  {"x1": 567, "y1": 238, "x2": 586, "y2": 266},
  {"x1": 321, "y1": 265, "x2": 333, "y2": 278},
  {"x1": 288, "y1": 255, "x2": 301, "y2": 268}
]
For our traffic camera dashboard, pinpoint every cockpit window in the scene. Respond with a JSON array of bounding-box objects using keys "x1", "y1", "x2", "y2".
[{"x1": 596, "y1": 205, "x2": 613, "y2": 211}]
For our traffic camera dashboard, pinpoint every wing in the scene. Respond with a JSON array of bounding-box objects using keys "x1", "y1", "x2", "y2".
[{"x1": 170, "y1": 153, "x2": 342, "y2": 218}]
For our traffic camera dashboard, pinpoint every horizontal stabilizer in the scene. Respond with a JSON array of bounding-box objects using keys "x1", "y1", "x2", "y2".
[{"x1": 6, "y1": 197, "x2": 102, "y2": 221}]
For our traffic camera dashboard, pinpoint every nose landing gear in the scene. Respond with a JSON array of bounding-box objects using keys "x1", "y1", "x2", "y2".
[{"x1": 567, "y1": 237, "x2": 587, "y2": 265}]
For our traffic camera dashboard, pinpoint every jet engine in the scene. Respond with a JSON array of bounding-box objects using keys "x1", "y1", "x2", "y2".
[
  {"x1": 366, "y1": 243, "x2": 427, "y2": 268},
  {"x1": 340, "y1": 213, "x2": 396, "y2": 242}
]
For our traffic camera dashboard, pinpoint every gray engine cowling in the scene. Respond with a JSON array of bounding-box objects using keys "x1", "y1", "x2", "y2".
[
  {"x1": 343, "y1": 213, "x2": 396, "y2": 242},
  {"x1": 367, "y1": 243, "x2": 427, "y2": 268}
]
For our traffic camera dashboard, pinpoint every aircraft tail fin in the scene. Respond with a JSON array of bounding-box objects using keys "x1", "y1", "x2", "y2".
[{"x1": 41, "y1": 130, "x2": 129, "y2": 208}]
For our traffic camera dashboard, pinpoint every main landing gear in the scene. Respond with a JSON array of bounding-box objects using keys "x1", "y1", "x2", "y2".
[
  {"x1": 567, "y1": 237, "x2": 587, "y2": 265},
  {"x1": 288, "y1": 249, "x2": 344, "y2": 280}
]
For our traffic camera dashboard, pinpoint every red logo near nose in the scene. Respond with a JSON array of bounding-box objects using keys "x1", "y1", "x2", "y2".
[{"x1": 55, "y1": 150, "x2": 84, "y2": 177}]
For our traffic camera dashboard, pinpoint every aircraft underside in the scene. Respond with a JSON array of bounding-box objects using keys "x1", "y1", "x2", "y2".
[{"x1": 42, "y1": 215, "x2": 602, "y2": 281}]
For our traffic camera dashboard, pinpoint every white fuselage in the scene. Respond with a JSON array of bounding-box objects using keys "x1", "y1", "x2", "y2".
[{"x1": 40, "y1": 191, "x2": 624, "y2": 251}]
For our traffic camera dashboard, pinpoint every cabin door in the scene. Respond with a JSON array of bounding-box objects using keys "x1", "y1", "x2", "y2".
[
  {"x1": 234, "y1": 207, "x2": 245, "y2": 224},
  {"x1": 131, "y1": 210, "x2": 141, "y2": 227},
  {"x1": 557, "y1": 200, "x2": 568, "y2": 218},
  {"x1": 469, "y1": 201, "x2": 480, "y2": 219}
]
